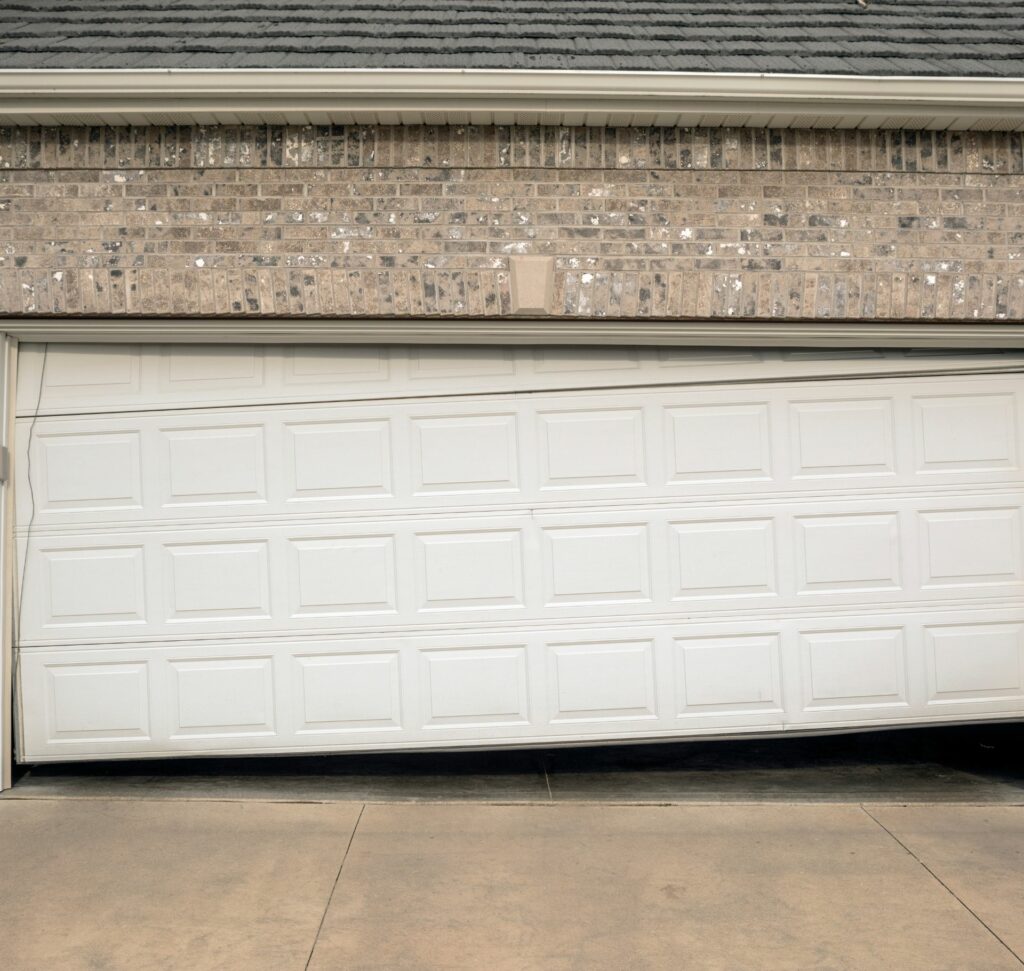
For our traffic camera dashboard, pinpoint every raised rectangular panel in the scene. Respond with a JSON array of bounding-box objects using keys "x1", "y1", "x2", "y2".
[
  {"x1": 538, "y1": 409, "x2": 645, "y2": 488},
  {"x1": 408, "y1": 347, "x2": 515, "y2": 379},
  {"x1": 672, "y1": 519, "x2": 776, "y2": 599},
  {"x1": 295, "y1": 653, "x2": 401, "y2": 731},
  {"x1": 796, "y1": 514, "x2": 901, "y2": 593},
  {"x1": 170, "y1": 657, "x2": 275, "y2": 736},
  {"x1": 40, "y1": 345, "x2": 141, "y2": 396},
  {"x1": 413, "y1": 414, "x2": 519, "y2": 494},
  {"x1": 286, "y1": 420, "x2": 391, "y2": 500},
  {"x1": 164, "y1": 426, "x2": 266, "y2": 505},
  {"x1": 791, "y1": 399, "x2": 895, "y2": 477},
  {"x1": 163, "y1": 346, "x2": 263, "y2": 389},
  {"x1": 782, "y1": 350, "x2": 883, "y2": 360},
  {"x1": 658, "y1": 349, "x2": 761, "y2": 365},
  {"x1": 36, "y1": 431, "x2": 141, "y2": 511},
  {"x1": 674, "y1": 634, "x2": 782, "y2": 713},
  {"x1": 42, "y1": 546, "x2": 146, "y2": 627},
  {"x1": 927, "y1": 624, "x2": 1024, "y2": 702},
  {"x1": 667, "y1": 403, "x2": 771, "y2": 483},
  {"x1": 801, "y1": 628, "x2": 907, "y2": 709},
  {"x1": 165, "y1": 542, "x2": 270, "y2": 621},
  {"x1": 548, "y1": 640, "x2": 657, "y2": 722},
  {"x1": 544, "y1": 525, "x2": 651, "y2": 605},
  {"x1": 415, "y1": 531, "x2": 524, "y2": 610},
  {"x1": 290, "y1": 536, "x2": 396, "y2": 616},
  {"x1": 914, "y1": 394, "x2": 1017, "y2": 472},
  {"x1": 921, "y1": 508, "x2": 1023, "y2": 587},
  {"x1": 45, "y1": 662, "x2": 150, "y2": 740},
  {"x1": 284, "y1": 345, "x2": 389, "y2": 383},
  {"x1": 533, "y1": 347, "x2": 640, "y2": 371},
  {"x1": 420, "y1": 647, "x2": 529, "y2": 726}
]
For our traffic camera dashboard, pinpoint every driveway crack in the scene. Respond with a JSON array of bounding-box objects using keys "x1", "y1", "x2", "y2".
[
  {"x1": 304, "y1": 802, "x2": 366, "y2": 971},
  {"x1": 861, "y1": 805, "x2": 1024, "y2": 968}
]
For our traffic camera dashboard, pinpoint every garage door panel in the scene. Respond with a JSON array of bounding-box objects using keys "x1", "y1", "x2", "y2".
[
  {"x1": 789, "y1": 398, "x2": 896, "y2": 478},
  {"x1": 546, "y1": 638, "x2": 660, "y2": 725},
  {"x1": 18, "y1": 606, "x2": 1024, "y2": 760},
  {"x1": 19, "y1": 344, "x2": 143, "y2": 409},
  {"x1": 28, "y1": 429, "x2": 144, "y2": 514},
  {"x1": 31, "y1": 545, "x2": 149, "y2": 631},
  {"x1": 161, "y1": 345, "x2": 267, "y2": 392},
  {"x1": 798, "y1": 627, "x2": 911, "y2": 715},
  {"x1": 925, "y1": 622, "x2": 1024, "y2": 706},
  {"x1": 286, "y1": 417, "x2": 394, "y2": 501},
  {"x1": 919, "y1": 507, "x2": 1024, "y2": 588},
  {"x1": 412, "y1": 412, "x2": 521, "y2": 495},
  {"x1": 18, "y1": 375, "x2": 1024, "y2": 530},
  {"x1": 43, "y1": 660, "x2": 152, "y2": 744},
  {"x1": 666, "y1": 400, "x2": 774, "y2": 483},
  {"x1": 289, "y1": 535, "x2": 399, "y2": 618},
  {"x1": 283, "y1": 344, "x2": 391, "y2": 383},
  {"x1": 293, "y1": 651, "x2": 403, "y2": 735},
  {"x1": 795, "y1": 513, "x2": 903, "y2": 593},
  {"x1": 18, "y1": 343, "x2": 1023, "y2": 417},
  {"x1": 538, "y1": 407, "x2": 649, "y2": 489},
  {"x1": 161, "y1": 424, "x2": 268, "y2": 507},
  {"x1": 167, "y1": 655, "x2": 277, "y2": 740},
  {"x1": 671, "y1": 518, "x2": 778, "y2": 600},
  {"x1": 673, "y1": 633, "x2": 785, "y2": 720},
  {"x1": 19, "y1": 492, "x2": 1024, "y2": 646},
  {"x1": 164, "y1": 541, "x2": 273, "y2": 623},
  {"x1": 913, "y1": 392, "x2": 1020, "y2": 473},
  {"x1": 14, "y1": 346, "x2": 1024, "y2": 760}
]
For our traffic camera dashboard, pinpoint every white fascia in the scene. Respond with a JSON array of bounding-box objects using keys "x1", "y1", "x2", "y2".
[{"x1": 1, "y1": 68, "x2": 1023, "y2": 128}]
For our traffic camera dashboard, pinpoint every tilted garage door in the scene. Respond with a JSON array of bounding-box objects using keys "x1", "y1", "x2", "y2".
[{"x1": 13, "y1": 343, "x2": 1024, "y2": 761}]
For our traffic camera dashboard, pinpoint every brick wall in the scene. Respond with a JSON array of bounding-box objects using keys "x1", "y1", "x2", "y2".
[{"x1": 1, "y1": 125, "x2": 1023, "y2": 319}]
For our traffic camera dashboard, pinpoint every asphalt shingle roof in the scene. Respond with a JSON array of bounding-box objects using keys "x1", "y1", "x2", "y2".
[{"x1": 0, "y1": 1, "x2": 1022, "y2": 76}]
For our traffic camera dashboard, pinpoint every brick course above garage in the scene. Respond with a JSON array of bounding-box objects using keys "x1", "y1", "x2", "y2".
[{"x1": 2, "y1": 124, "x2": 1023, "y2": 320}]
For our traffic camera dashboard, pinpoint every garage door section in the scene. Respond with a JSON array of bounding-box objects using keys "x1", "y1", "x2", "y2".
[{"x1": 13, "y1": 345, "x2": 1024, "y2": 760}]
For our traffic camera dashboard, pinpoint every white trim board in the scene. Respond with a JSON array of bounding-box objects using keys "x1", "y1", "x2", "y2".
[
  {"x1": 5, "y1": 319, "x2": 1024, "y2": 348},
  {"x1": 1, "y1": 68, "x2": 1023, "y2": 129},
  {"x1": 0, "y1": 338, "x2": 15, "y2": 790}
]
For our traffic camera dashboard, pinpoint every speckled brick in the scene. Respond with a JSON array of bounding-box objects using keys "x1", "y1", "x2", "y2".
[{"x1": 1, "y1": 125, "x2": 1024, "y2": 319}]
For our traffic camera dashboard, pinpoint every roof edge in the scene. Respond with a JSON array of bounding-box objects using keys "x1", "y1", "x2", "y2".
[{"x1": 2, "y1": 69, "x2": 1023, "y2": 129}]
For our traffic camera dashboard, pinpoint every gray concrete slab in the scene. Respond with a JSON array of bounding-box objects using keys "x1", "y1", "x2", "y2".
[
  {"x1": 871, "y1": 806, "x2": 1024, "y2": 960},
  {"x1": 308, "y1": 804, "x2": 1023, "y2": 971},
  {"x1": 0, "y1": 799, "x2": 361, "y2": 971}
]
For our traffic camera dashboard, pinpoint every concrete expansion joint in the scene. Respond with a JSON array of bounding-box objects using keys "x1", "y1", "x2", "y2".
[
  {"x1": 861, "y1": 805, "x2": 1024, "y2": 968},
  {"x1": 305, "y1": 803, "x2": 367, "y2": 971}
]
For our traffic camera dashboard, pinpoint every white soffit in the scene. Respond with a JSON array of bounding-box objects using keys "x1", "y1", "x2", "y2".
[{"x1": 0, "y1": 69, "x2": 1023, "y2": 130}]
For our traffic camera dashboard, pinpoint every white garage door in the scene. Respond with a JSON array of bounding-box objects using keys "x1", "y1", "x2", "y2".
[{"x1": 13, "y1": 344, "x2": 1024, "y2": 761}]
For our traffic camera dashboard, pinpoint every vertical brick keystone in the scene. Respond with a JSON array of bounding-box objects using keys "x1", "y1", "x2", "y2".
[{"x1": 509, "y1": 256, "x2": 555, "y2": 315}]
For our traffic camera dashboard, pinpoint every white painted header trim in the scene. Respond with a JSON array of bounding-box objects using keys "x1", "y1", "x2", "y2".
[
  {"x1": 2, "y1": 69, "x2": 1023, "y2": 130},
  {"x1": 6, "y1": 318, "x2": 1024, "y2": 349}
]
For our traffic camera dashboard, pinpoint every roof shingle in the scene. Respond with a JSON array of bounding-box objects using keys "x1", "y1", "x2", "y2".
[{"x1": 0, "y1": 1, "x2": 1022, "y2": 76}]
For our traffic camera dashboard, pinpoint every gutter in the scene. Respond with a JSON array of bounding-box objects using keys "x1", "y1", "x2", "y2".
[{"x1": 1, "y1": 68, "x2": 1023, "y2": 128}]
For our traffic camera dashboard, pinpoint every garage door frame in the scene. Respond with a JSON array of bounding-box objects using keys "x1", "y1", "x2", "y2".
[
  {"x1": 4, "y1": 317, "x2": 1024, "y2": 790},
  {"x1": 7, "y1": 318, "x2": 1024, "y2": 348}
]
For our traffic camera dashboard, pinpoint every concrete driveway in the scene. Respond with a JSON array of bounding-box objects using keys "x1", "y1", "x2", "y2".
[{"x1": 2, "y1": 726, "x2": 1023, "y2": 971}]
